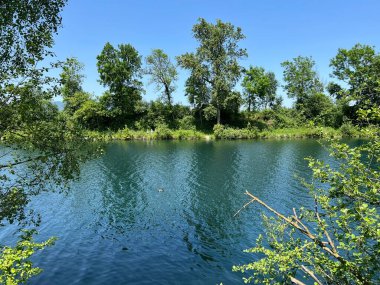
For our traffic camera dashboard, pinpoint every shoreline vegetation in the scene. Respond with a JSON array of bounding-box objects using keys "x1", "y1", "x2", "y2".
[
  {"x1": 1, "y1": 3, "x2": 379, "y2": 283},
  {"x1": 83, "y1": 123, "x2": 372, "y2": 141}
]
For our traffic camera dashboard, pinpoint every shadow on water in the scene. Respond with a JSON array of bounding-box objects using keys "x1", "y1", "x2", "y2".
[{"x1": 0, "y1": 139, "x2": 351, "y2": 285}]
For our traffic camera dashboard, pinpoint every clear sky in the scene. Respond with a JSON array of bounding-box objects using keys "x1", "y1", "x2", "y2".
[{"x1": 52, "y1": 0, "x2": 380, "y2": 106}]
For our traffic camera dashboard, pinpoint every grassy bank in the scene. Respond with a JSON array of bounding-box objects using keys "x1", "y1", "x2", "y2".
[{"x1": 83, "y1": 123, "x2": 370, "y2": 141}]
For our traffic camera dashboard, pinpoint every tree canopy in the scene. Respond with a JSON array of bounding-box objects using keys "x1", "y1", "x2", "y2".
[
  {"x1": 0, "y1": 0, "x2": 66, "y2": 78},
  {"x1": 97, "y1": 42, "x2": 143, "y2": 127},
  {"x1": 242, "y1": 66, "x2": 279, "y2": 111},
  {"x1": 330, "y1": 43, "x2": 380, "y2": 108},
  {"x1": 177, "y1": 18, "x2": 247, "y2": 124},
  {"x1": 145, "y1": 49, "x2": 178, "y2": 106},
  {"x1": 282, "y1": 56, "x2": 324, "y2": 106}
]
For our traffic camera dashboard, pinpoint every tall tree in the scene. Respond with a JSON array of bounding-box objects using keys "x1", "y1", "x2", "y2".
[
  {"x1": 330, "y1": 43, "x2": 380, "y2": 108},
  {"x1": 60, "y1": 57, "x2": 85, "y2": 114},
  {"x1": 177, "y1": 18, "x2": 247, "y2": 124},
  {"x1": 281, "y1": 56, "x2": 324, "y2": 108},
  {"x1": 242, "y1": 66, "x2": 279, "y2": 111},
  {"x1": 97, "y1": 42, "x2": 143, "y2": 128},
  {"x1": 145, "y1": 49, "x2": 178, "y2": 106},
  {"x1": 184, "y1": 74, "x2": 211, "y2": 124}
]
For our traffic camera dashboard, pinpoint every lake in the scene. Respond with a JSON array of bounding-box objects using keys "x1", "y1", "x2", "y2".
[{"x1": 0, "y1": 140, "x2": 344, "y2": 284}]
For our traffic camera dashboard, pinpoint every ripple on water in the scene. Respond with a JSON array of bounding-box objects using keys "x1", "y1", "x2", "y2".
[{"x1": 0, "y1": 140, "x2": 338, "y2": 285}]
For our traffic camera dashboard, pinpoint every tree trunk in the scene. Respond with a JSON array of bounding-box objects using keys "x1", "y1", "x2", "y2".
[
  {"x1": 164, "y1": 84, "x2": 172, "y2": 106},
  {"x1": 216, "y1": 107, "x2": 221, "y2": 125}
]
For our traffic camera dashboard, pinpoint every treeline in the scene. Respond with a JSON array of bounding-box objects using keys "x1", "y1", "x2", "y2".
[{"x1": 59, "y1": 18, "x2": 380, "y2": 133}]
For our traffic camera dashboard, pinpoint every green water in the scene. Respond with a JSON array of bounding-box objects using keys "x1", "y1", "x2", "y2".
[{"x1": 1, "y1": 140, "x2": 340, "y2": 284}]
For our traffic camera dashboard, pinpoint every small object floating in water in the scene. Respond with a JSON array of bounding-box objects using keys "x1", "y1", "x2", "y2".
[
  {"x1": 122, "y1": 247, "x2": 128, "y2": 251},
  {"x1": 158, "y1": 188, "x2": 164, "y2": 192}
]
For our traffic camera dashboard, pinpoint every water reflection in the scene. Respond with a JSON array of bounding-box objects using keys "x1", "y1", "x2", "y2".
[{"x1": 0, "y1": 139, "x2": 345, "y2": 285}]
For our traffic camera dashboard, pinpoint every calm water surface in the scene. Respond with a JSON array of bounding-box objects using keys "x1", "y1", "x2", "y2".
[{"x1": 1, "y1": 140, "x2": 343, "y2": 284}]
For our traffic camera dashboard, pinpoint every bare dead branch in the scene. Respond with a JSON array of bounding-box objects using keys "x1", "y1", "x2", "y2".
[
  {"x1": 301, "y1": 265, "x2": 323, "y2": 285},
  {"x1": 290, "y1": 276, "x2": 306, "y2": 285},
  {"x1": 233, "y1": 198, "x2": 255, "y2": 217}
]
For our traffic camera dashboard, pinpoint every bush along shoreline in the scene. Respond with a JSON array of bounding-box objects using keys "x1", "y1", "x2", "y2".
[{"x1": 83, "y1": 122, "x2": 371, "y2": 142}]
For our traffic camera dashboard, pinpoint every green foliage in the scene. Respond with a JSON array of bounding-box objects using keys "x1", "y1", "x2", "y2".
[
  {"x1": 258, "y1": 126, "x2": 341, "y2": 139},
  {"x1": 111, "y1": 127, "x2": 205, "y2": 141},
  {"x1": 178, "y1": 115, "x2": 196, "y2": 130},
  {"x1": 145, "y1": 49, "x2": 178, "y2": 106},
  {"x1": 234, "y1": 108, "x2": 380, "y2": 284},
  {"x1": 339, "y1": 121, "x2": 359, "y2": 137},
  {"x1": 184, "y1": 72, "x2": 211, "y2": 120},
  {"x1": 177, "y1": 18, "x2": 247, "y2": 124},
  {"x1": 0, "y1": 230, "x2": 56, "y2": 285},
  {"x1": 132, "y1": 101, "x2": 191, "y2": 130},
  {"x1": 330, "y1": 44, "x2": 380, "y2": 108},
  {"x1": 203, "y1": 105, "x2": 218, "y2": 122},
  {"x1": 73, "y1": 98, "x2": 104, "y2": 130},
  {"x1": 300, "y1": 92, "x2": 339, "y2": 126},
  {"x1": 152, "y1": 123, "x2": 172, "y2": 139},
  {"x1": 213, "y1": 124, "x2": 258, "y2": 139},
  {"x1": 97, "y1": 42, "x2": 143, "y2": 128},
  {"x1": 242, "y1": 66, "x2": 279, "y2": 111},
  {"x1": 60, "y1": 57, "x2": 85, "y2": 114},
  {"x1": 0, "y1": 2, "x2": 95, "y2": 284},
  {"x1": 282, "y1": 56, "x2": 324, "y2": 106},
  {"x1": 0, "y1": 0, "x2": 66, "y2": 78},
  {"x1": 242, "y1": 108, "x2": 303, "y2": 130},
  {"x1": 0, "y1": 0, "x2": 85, "y2": 226},
  {"x1": 64, "y1": 91, "x2": 92, "y2": 117}
]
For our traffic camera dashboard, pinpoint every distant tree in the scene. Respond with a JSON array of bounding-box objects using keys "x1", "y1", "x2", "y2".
[
  {"x1": 330, "y1": 43, "x2": 380, "y2": 108},
  {"x1": 65, "y1": 91, "x2": 92, "y2": 116},
  {"x1": 60, "y1": 57, "x2": 85, "y2": 114},
  {"x1": 302, "y1": 92, "x2": 335, "y2": 122},
  {"x1": 73, "y1": 98, "x2": 104, "y2": 130},
  {"x1": 145, "y1": 49, "x2": 178, "y2": 106},
  {"x1": 281, "y1": 56, "x2": 324, "y2": 108},
  {"x1": 184, "y1": 73, "x2": 211, "y2": 125},
  {"x1": 242, "y1": 66, "x2": 279, "y2": 111},
  {"x1": 177, "y1": 18, "x2": 247, "y2": 124},
  {"x1": 326, "y1": 82, "x2": 344, "y2": 100},
  {"x1": 97, "y1": 42, "x2": 143, "y2": 128},
  {"x1": 60, "y1": 57, "x2": 84, "y2": 98}
]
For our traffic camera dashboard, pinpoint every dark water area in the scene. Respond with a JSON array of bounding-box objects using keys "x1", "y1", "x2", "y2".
[{"x1": 1, "y1": 140, "x2": 357, "y2": 284}]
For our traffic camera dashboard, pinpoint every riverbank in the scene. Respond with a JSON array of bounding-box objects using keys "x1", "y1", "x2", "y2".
[{"x1": 84, "y1": 123, "x2": 372, "y2": 141}]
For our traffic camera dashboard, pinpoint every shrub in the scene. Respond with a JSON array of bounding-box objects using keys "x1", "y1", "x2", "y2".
[
  {"x1": 178, "y1": 115, "x2": 196, "y2": 130},
  {"x1": 153, "y1": 123, "x2": 172, "y2": 139},
  {"x1": 233, "y1": 108, "x2": 380, "y2": 284},
  {"x1": 340, "y1": 121, "x2": 359, "y2": 137},
  {"x1": 213, "y1": 124, "x2": 258, "y2": 139}
]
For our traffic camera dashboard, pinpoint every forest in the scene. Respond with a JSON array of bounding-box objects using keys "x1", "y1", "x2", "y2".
[{"x1": 57, "y1": 18, "x2": 380, "y2": 139}]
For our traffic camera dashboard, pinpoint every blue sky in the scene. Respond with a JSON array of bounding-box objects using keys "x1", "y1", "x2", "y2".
[{"x1": 52, "y1": 0, "x2": 380, "y2": 106}]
